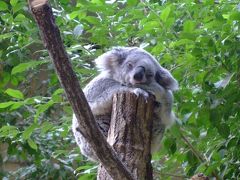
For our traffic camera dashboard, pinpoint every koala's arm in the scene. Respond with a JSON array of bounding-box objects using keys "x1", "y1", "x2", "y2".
[
  {"x1": 135, "y1": 82, "x2": 175, "y2": 126},
  {"x1": 83, "y1": 75, "x2": 131, "y2": 116}
]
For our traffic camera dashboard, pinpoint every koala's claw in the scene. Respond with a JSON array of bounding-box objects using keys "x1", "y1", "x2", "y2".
[{"x1": 132, "y1": 88, "x2": 149, "y2": 100}]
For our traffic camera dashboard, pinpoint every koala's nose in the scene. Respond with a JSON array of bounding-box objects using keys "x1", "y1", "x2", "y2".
[{"x1": 133, "y1": 66, "x2": 145, "y2": 81}]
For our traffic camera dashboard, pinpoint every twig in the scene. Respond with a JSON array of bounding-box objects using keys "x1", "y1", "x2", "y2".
[{"x1": 180, "y1": 129, "x2": 221, "y2": 180}]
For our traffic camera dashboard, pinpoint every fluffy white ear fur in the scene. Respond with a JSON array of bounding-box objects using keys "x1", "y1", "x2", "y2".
[
  {"x1": 155, "y1": 67, "x2": 179, "y2": 91},
  {"x1": 95, "y1": 51, "x2": 119, "y2": 72},
  {"x1": 95, "y1": 47, "x2": 130, "y2": 72}
]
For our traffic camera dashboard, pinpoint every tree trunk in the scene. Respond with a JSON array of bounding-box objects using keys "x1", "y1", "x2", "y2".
[{"x1": 97, "y1": 92, "x2": 154, "y2": 180}]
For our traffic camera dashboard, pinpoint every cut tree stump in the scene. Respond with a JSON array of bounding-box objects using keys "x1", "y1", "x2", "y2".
[{"x1": 97, "y1": 92, "x2": 155, "y2": 180}]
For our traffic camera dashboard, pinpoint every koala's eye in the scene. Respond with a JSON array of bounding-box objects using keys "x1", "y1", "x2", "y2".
[{"x1": 127, "y1": 63, "x2": 133, "y2": 69}]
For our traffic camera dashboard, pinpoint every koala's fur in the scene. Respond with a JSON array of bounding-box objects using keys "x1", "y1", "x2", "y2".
[{"x1": 72, "y1": 47, "x2": 178, "y2": 161}]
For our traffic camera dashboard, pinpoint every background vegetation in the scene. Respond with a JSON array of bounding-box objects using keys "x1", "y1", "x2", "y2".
[{"x1": 0, "y1": 0, "x2": 240, "y2": 179}]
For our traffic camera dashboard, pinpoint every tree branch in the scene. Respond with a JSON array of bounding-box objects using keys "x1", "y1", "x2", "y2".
[{"x1": 28, "y1": 0, "x2": 134, "y2": 179}]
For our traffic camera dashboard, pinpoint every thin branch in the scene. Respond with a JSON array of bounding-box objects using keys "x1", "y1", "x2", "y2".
[
  {"x1": 180, "y1": 129, "x2": 221, "y2": 180},
  {"x1": 180, "y1": 132, "x2": 205, "y2": 163},
  {"x1": 28, "y1": 0, "x2": 134, "y2": 179}
]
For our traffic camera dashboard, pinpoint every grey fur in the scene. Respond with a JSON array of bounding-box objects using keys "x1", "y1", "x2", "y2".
[{"x1": 72, "y1": 47, "x2": 178, "y2": 161}]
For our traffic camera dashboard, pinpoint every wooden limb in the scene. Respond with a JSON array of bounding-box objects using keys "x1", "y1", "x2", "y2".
[
  {"x1": 28, "y1": 0, "x2": 134, "y2": 179},
  {"x1": 97, "y1": 92, "x2": 154, "y2": 180}
]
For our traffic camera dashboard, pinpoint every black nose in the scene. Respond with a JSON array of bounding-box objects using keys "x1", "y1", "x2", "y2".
[{"x1": 133, "y1": 67, "x2": 145, "y2": 81}]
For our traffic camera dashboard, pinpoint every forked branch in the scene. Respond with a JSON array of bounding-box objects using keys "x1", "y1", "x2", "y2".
[{"x1": 28, "y1": 0, "x2": 133, "y2": 179}]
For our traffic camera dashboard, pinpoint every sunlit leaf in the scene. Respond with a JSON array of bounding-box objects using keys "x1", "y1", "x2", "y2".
[
  {"x1": 127, "y1": 0, "x2": 137, "y2": 6},
  {"x1": 11, "y1": 60, "x2": 48, "y2": 75},
  {"x1": 40, "y1": 121, "x2": 54, "y2": 135},
  {"x1": 0, "y1": 101, "x2": 15, "y2": 108},
  {"x1": 183, "y1": 20, "x2": 196, "y2": 33},
  {"x1": 10, "y1": 102, "x2": 24, "y2": 110},
  {"x1": 0, "y1": 126, "x2": 19, "y2": 138},
  {"x1": 0, "y1": 33, "x2": 16, "y2": 40},
  {"x1": 22, "y1": 123, "x2": 39, "y2": 140},
  {"x1": 53, "y1": 88, "x2": 64, "y2": 96},
  {"x1": 0, "y1": 1, "x2": 8, "y2": 11},
  {"x1": 160, "y1": 6, "x2": 171, "y2": 22},
  {"x1": 28, "y1": 138, "x2": 38, "y2": 150},
  {"x1": 34, "y1": 100, "x2": 55, "y2": 122},
  {"x1": 5, "y1": 88, "x2": 24, "y2": 99},
  {"x1": 10, "y1": 0, "x2": 18, "y2": 6},
  {"x1": 15, "y1": 14, "x2": 26, "y2": 22}
]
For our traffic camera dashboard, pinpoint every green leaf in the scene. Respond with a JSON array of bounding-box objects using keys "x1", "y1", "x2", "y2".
[
  {"x1": 142, "y1": 21, "x2": 159, "y2": 31},
  {"x1": 0, "y1": 33, "x2": 15, "y2": 41},
  {"x1": 10, "y1": 102, "x2": 24, "y2": 110},
  {"x1": 217, "y1": 123, "x2": 230, "y2": 138},
  {"x1": 186, "y1": 150, "x2": 198, "y2": 166},
  {"x1": 11, "y1": 60, "x2": 48, "y2": 75},
  {"x1": 24, "y1": 98, "x2": 35, "y2": 105},
  {"x1": 53, "y1": 88, "x2": 64, "y2": 96},
  {"x1": 69, "y1": 11, "x2": 80, "y2": 19},
  {"x1": 0, "y1": 126, "x2": 19, "y2": 138},
  {"x1": 183, "y1": 20, "x2": 196, "y2": 33},
  {"x1": 75, "y1": 165, "x2": 94, "y2": 171},
  {"x1": 14, "y1": 14, "x2": 26, "y2": 22},
  {"x1": 229, "y1": 12, "x2": 240, "y2": 21},
  {"x1": 11, "y1": 76, "x2": 19, "y2": 86},
  {"x1": 5, "y1": 88, "x2": 24, "y2": 99},
  {"x1": 0, "y1": 101, "x2": 15, "y2": 108},
  {"x1": 127, "y1": 0, "x2": 137, "y2": 6},
  {"x1": 22, "y1": 123, "x2": 39, "y2": 140},
  {"x1": 78, "y1": 173, "x2": 96, "y2": 180},
  {"x1": 170, "y1": 39, "x2": 194, "y2": 48},
  {"x1": 40, "y1": 122, "x2": 54, "y2": 135},
  {"x1": 169, "y1": 124, "x2": 181, "y2": 138},
  {"x1": 205, "y1": 161, "x2": 220, "y2": 175},
  {"x1": 52, "y1": 89, "x2": 64, "y2": 102},
  {"x1": 160, "y1": 6, "x2": 171, "y2": 22},
  {"x1": 163, "y1": 137, "x2": 177, "y2": 154},
  {"x1": 84, "y1": 16, "x2": 100, "y2": 25},
  {"x1": 10, "y1": 102, "x2": 25, "y2": 111},
  {"x1": 10, "y1": 0, "x2": 18, "y2": 6},
  {"x1": 12, "y1": 2, "x2": 24, "y2": 13},
  {"x1": 27, "y1": 138, "x2": 38, "y2": 150},
  {"x1": 34, "y1": 100, "x2": 55, "y2": 122},
  {"x1": 0, "y1": 1, "x2": 8, "y2": 11}
]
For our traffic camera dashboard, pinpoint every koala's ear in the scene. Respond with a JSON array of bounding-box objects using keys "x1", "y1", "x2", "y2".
[
  {"x1": 95, "y1": 48, "x2": 128, "y2": 71},
  {"x1": 155, "y1": 67, "x2": 179, "y2": 91}
]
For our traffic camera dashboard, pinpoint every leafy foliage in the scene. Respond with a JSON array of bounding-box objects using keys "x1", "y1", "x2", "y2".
[{"x1": 1, "y1": 0, "x2": 240, "y2": 179}]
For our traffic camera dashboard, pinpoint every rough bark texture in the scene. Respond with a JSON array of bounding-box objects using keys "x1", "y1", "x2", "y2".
[
  {"x1": 97, "y1": 92, "x2": 154, "y2": 180},
  {"x1": 28, "y1": 0, "x2": 133, "y2": 179}
]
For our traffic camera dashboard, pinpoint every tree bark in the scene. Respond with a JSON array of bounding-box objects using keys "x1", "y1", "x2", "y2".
[
  {"x1": 28, "y1": 0, "x2": 134, "y2": 179},
  {"x1": 97, "y1": 92, "x2": 154, "y2": 180}
]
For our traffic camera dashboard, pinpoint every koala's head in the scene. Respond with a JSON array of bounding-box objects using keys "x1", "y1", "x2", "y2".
[{"x1": 95, "y1": 47, "x2": 178, "y2": 91}]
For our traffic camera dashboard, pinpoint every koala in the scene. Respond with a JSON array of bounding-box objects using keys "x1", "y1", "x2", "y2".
[{"x1": 72, "y1": 47, "x2": 178, "y2": 161}]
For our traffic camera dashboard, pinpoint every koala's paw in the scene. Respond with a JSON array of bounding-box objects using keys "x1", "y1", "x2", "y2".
[{"x1": 132, "y1": 88, "x2": 149, "y2": 100}]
